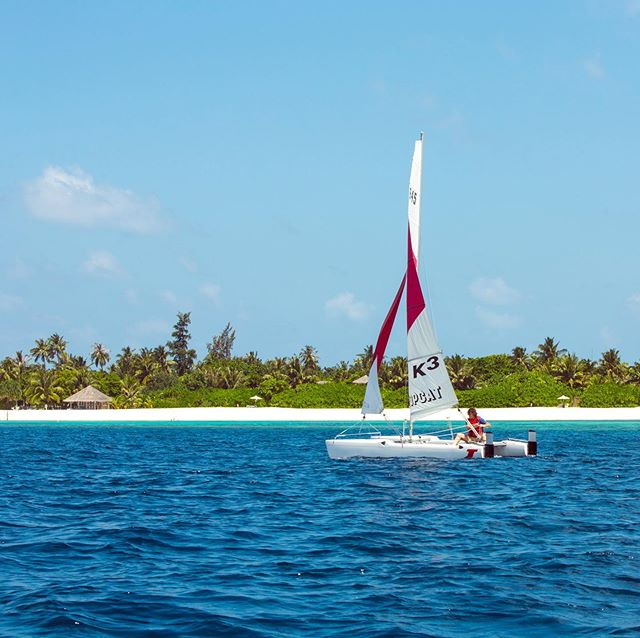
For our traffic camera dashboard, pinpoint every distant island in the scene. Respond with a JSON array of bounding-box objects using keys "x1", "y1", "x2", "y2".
[{"x1": 1, "y1": 312, "x2": 639, "y2": 410}]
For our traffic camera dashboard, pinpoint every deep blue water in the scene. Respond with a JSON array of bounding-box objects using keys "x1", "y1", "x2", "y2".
[{"x1": 1, "y1": 422, "x2": 639, "y2": 637}]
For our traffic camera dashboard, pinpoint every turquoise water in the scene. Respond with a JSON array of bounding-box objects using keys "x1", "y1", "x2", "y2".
[{"x1": 1, "y1": 422, "x2": 639, "y2": 636}]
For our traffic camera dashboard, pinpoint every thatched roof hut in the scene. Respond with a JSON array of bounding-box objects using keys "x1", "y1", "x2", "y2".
[
  {"x1": 64, "y1": 385, "x2": 112, "y2": 410},
  {"x1": 352, "y1": 374, "x2": 369, "y2": 385}
]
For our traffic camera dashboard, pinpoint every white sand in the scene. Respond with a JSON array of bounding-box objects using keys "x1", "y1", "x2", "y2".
[{"x1": 1, "y1": 406, "x2": 640, "y2": 423}]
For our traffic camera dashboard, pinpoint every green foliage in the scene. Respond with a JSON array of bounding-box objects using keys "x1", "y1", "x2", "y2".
[
  {"x1": 257, "y1": 376, "x2": 289, "y2": 402},
  {"x1": 54, "y1": 367, "x2": 85, "y2": 399},
  {"x1": 25, "y1": 369, "x2": 64, "y2": 407},
  {"x1": 457, "y1": 371, "x2": 571, "y2": 408},
  {"x1": 0, "y1": 378, "x2": 21, "y2": 407},
  {"x1": 471, "y1": 354, "x2": 518, "y2": 385},
  {"x1": 270, "y1": 382, "x2": 365, "y2": 408},
  {"x1": 9, "y1": 327, "x2": 640, "y2": 409},
  {"x1": 146, "y1": 384, "x2": 256, "y2": 408},
  {"x1": 143, "y1": 370, "x2": 179, "y2": 391},
  {"x1": 580, "y1": 383, "x2": 640, "y2": 408},
  {"x1": 92, "y1": 372, "x2": 123, "y2": 398},
  {"x1": 167, "y1": 312, "x2": 196, "y2": 376},
  {"x1": 206, "y1": 322, "x2": 236, "y2": 361}
]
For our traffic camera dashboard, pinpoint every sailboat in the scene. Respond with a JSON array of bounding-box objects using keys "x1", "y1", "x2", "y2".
[{"x1": 325, "y1": 134, "x2": 536, "y2": 460}]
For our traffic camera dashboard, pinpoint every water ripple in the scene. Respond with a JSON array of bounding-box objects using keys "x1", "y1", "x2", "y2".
[{"x1": 0, "y1": 423, "x2": 639, "y2": 636}]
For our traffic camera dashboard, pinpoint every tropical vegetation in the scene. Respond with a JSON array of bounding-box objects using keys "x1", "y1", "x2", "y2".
[{"x1": 1, "y1": 316, "x2": 639, "y2": 409}]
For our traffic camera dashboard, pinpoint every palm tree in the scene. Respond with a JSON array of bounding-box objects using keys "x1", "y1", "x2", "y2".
[
  {"x1": 266, "y1": 357, "x2": 288, "y2": 375},
  {"x1": 91, "y1": 343, "x2": 110, "y2": 370},
  {"x1": 299, "y1": 345, "x2": 320, "y2": 379},
  {"x1": 627, "y1": 362, "x2": 640, "y2": 385},
  {"x1": 25, "y1": 368, "x2": 63, "y2": 407},
  {"x1": 286, "y1": 356, "x2": 304, "y2": 388},
  {"x1": 14, "y1": 351, "x2": 31, "y2": 373},
  {"x1": 134, "y1": 348, "x2": 158, "y2": 384},
  {"x1": 534, "y1": 337, "x2": 567, "y2": 366},
  {"x1": 2, "y1": 351, "x2": 30, "y2": 381},
  {"x1": 69, "y1": 355, "x2": 88, "y2": 369},
  {"x1": 511, "y1": 346, "x2": 530, "y2": 370},
  {"x1": 30, "y1": 338, "x2": 54, "y2": 368},
  {"x1": 552, "y1": 354, "x2": 587, "y2": 389},
  {"x1": 598, "y1": 349, "x2": 627, "y2": 383},
  {"x1": 326, "y1": 360, "x2": 350, "y2": 382},
  {"x1": 114, "y1": 347, "x2": 136, "y2": 377},
  {"x1": 152, "y1": 346, "x2": 175, "y2": 374},
  {"x1": 581, "y1": 358, "x2": 598, "y2": 377},
  {"x1": 445, "y1": 354, "x2": 477, "y2": 390},
  {"x1": 386, "y1": 356, "x2": 408, "y2": 389},
  {"x1": 48, "y1": 333, "x2": 67, "y2": 365},
  {"x1": 221, "y1": 366, "x2": 246, "y2": 389},
  {"x1": 244, "y1": 351, "x2": 261, "y2": 365},
  {"x1": 354, "y1": 345, "x2": 374, "y2": 373},
  {"x1": 115, "y1": 376, "x2": 146, "y2": 408}
]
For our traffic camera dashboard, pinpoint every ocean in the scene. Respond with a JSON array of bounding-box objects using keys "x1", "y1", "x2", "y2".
[{"x1": 1, "y1": 422, "x2": 639, "y2": 637}]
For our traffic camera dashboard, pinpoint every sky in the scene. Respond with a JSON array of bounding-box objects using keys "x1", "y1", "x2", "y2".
[{"x1": 1, "y1": 0, "x2": 639, "y2": 367}]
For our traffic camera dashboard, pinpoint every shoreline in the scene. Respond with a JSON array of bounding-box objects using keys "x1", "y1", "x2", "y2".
[{"x1": 2, "y1": 406, "x2": 640, "y2": 423}]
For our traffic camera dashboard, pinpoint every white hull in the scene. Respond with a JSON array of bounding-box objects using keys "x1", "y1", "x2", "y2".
[{"x1": 325, "y1": 435, "x2": 531, "y2": 460}]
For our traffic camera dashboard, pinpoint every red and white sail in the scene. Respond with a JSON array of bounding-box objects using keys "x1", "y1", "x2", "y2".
[
  {"x1": 406, "y1": 136, "x2": 458, "y2": 420},
  {"x1": 361, "y1": 275, "x2": 405, "y2": 414}
]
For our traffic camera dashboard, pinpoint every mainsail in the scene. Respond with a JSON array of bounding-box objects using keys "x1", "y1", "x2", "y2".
[{"x1": 406, "y1": 136, "x2": 458, "y2": 420}]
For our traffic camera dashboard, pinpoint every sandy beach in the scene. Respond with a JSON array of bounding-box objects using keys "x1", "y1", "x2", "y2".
[{"x1": 2, "y1": 406, "x2": 640, "y2": 423}]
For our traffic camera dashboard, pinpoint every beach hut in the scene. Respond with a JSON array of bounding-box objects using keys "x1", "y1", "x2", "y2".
[
  {"x1": 557, "y1": 394, "x2": 570, "y2": 408},
  {"x1": 352, "y1": 375, "x2": 368, "y2": 385},
  {"x1": 64, "y1": 385, "x2": 113, "y2": 410}
]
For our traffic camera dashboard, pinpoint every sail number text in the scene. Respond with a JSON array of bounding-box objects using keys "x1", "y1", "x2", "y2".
[
  {"x1": 412, "y1": 356, "x2": 440, "y2": 378},
  {"x1": 409, "y1": 188, "x2": 418, "y2": 205}
]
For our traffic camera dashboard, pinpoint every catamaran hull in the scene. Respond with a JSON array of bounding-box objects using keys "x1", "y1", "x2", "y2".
[{"x1": 325, "y1": 436, "x2": 533, "y2": 460}]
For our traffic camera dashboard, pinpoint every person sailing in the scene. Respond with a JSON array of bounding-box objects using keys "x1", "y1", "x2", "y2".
[{"x1": 453, "y1": 407, "x2": 491, "y2": 445}]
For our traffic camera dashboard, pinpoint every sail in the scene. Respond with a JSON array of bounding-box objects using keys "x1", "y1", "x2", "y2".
[
  {"x1": 407, "y1": 136, "x2": 423, "y2": 264},
  {"x1": 406, "y1": 137, "x2": 458, "y2": 420},
  {"x1": 361, "y1": 137, "x2": 423, "y2": 415},
  {"x1": 361, "y1": 275, "x2": 406, "y2": 414}
]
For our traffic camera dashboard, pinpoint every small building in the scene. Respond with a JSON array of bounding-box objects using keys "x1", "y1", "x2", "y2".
[
  {"x1": 352, "y1": 375, "x2": 369, "y2": 385},
  {"x1": 64, "y1": 385, "x2": 113, "y2": 410}
]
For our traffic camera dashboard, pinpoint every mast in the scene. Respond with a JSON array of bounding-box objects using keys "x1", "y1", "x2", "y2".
[{"x1": 406, "y1": 133, "x2": 458, "y2": 437}]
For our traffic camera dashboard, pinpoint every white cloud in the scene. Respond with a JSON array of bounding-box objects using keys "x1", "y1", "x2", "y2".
[
  {"x1": 160, "y1": 289, "x2": 178, "y2": 304},
  {"x1": 0, "y1": 293, "x2": 24, "y2": 312},
  {"x1": 626, "y1": 292, "x2": 640, "y2": 315},
  {"x1": 83, "y1": 250, "x2": 122, "y2": 277},
  {"x1": 325, "y1": 292, "x2": 371, "y2": 321},
  {"x1": 475, "y1": 306, "x2": 520, "y2": 329},
  {"x1": 24, "y1": 166, "x2": 163, "y2": 233},
  {"x1": 583, "y1": 56, "x2": 605, "y2": 79},
  {"x1": 627, "y1": 0, "x2": 640, "y2": 16},
  {"x1": 200, "y1": 283, "x2": 221, "y2": 302},
  {"x1": 469, "y1": 277, "x2": 521, "y2": 305}
]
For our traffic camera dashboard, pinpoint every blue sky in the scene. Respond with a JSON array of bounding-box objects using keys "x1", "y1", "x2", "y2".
[{"x1": 1, "y1": 0, "x2": 639, "y2": 366}]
